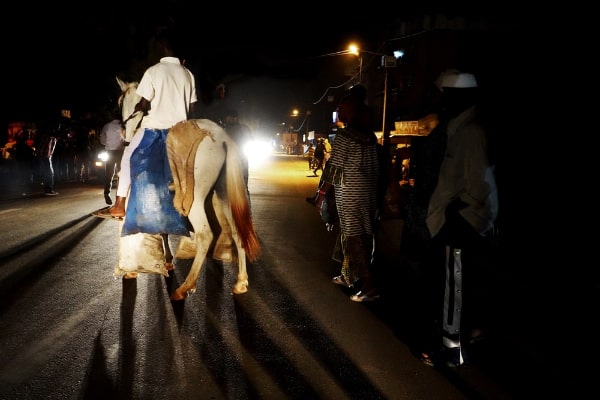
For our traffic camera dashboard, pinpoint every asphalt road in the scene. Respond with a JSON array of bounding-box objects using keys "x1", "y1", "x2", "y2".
[{"x1": 0, "y1": 152, "x2": 590, "y2": 399}]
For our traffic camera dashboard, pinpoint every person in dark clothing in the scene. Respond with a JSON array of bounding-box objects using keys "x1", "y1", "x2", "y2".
[
  {"x1": 203, "y1": 82, "x2": 235, "y2": 127},
  {"x1": 420, "y1": 70, "x2": 498, "y2": 367},
  {"x1": 312, "y1": 138, "x2": 326, "y2": 176},
  {"x1": 305, "y1": 143, "x2": 316, "y2": 170},
  {"x1": 37, "y1": 131, "x2": 58, "y2": 195},
  {"x1": 14, "y1": 130, "x2": 36, "y2": 187}
]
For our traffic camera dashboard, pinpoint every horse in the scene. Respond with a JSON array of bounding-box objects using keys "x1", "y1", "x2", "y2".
[{"x1": 114, "y1": 77, "x2": 260, "y2": 301}]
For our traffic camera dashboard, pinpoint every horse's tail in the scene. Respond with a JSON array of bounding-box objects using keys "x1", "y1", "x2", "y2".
[{"x1": 225, "y1": 139, "x2": 261, "y2": 262}]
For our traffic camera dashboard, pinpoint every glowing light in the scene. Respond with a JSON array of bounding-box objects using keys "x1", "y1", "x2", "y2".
[
  {"x1": 245, "y1": 139, "x2": 273, "y2": 166},
  {"x1": 97, "y1": 151, "x2": 109, "y2": 162}
]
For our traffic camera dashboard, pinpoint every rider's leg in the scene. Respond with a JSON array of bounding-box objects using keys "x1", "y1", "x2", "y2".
[{"x1": 109, "y1": 129, "x2": 142, "y2": 217}]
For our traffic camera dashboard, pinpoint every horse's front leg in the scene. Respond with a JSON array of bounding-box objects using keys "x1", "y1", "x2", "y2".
[
  {"x1": 171, "y1": 237, "x2": 210, "y2": 301},
  {"x1": 171, "y1": 206, "x2": 211, "y2": 301},
  {"x1": 161, "y1": 233, "x2": 174, "y2": 271}
]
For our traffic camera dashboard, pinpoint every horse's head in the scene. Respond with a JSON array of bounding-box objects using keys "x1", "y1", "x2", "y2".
[{"x1": 116, "y1": 77, "x2": 143, "y2": 142}]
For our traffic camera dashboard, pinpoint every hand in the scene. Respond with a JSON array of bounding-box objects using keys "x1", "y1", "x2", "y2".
[{"x1": 315, "y1": 192, "x2": 325, "y2": 210}]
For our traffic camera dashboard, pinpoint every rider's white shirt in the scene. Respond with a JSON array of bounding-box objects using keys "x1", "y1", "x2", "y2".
[{"x1": 136, "y1": 56, "x2": 197, "y2": 129}]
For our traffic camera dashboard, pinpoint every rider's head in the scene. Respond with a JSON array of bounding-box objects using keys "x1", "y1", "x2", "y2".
[{"x1": 154, "y1": 27, "x2": 183, "y2": 58}]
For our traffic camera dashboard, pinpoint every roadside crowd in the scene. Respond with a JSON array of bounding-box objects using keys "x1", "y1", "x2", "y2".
[{"x1": 306, "y1": 71, "x2": 498, "y2": 369}]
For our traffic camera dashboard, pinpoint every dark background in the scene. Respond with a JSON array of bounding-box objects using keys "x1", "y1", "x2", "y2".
[{"x1": 5, "y1": 3, "x2": 513, "y2": 124}]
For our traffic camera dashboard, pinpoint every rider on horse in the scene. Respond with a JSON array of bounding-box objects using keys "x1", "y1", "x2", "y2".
[{"x1": 99, "y1": 26, "x2": 197, "y2": 230}]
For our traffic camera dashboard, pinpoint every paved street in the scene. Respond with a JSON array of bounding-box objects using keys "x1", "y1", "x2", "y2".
[{"x1": 0, "y1": 152, "x2": 592, "y2": 399}]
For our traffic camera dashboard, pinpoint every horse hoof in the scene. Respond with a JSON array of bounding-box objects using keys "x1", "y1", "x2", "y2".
[
  {"x1": 170, "y1": 287, "x2": 196, "y2": 301},
  {"x1": 171, "y1": 290, "x2": 186, "y2": 301},
  {"x1": 232, "y1": 280, "x2": 249, "y2": 294}
]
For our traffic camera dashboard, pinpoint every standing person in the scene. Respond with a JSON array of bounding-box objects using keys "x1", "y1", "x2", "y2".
[
  {"x1": 421, "y1": 71, "x2": 498, "y2": 367},
  {"x1": 96, "y1": 26, "x2": 197, "y2": 222},
  {"x1": 37, "y1": 130, "x2": 58, "y2": 196},
  {"x1": 305, "y1": 143, "x2": 315, "y2": 170},
  {"x1": 203, "y1": 82, "x2": 235, "y2": 127},
  {"x1": 312, "y1": 138, "x2": 326, "y2": 176},
  {"x1": 14, "y1": 130, "x2": 36, "y2": 187},
  {"x1": 73, "y1": 126, "x2": 92, "y2": 183},
  {"x1": 323, "y1": 138, "x2": 332, "y2": 164},
  {"x1": 99, "y1": 110, "x2": 126, "y2": 205},
  {"x1": 314, "y1": 84, "x2": 381, "y2": 302}
]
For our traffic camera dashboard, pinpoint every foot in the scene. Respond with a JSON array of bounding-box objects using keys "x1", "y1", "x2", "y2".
[
  {"x1": 92, "y1": 207, "x2": 124, "y2": 220},
  {"x1": 104, "y1": 193, "x2": 112, "y2": 205},
  {"x1": 331, "y1": 275, "x2": 353, "y2": 288},
  {"x1": 468, "y1": 328, "x2": 485, "y2": 344},
  {"x1": 108, "y1": 205, "x2": 125, "y2": 218},
  {"x1": 350, "y1": 290, "x2": 380, "y2": 302},
  {"x1": 420, "y1": 347, "x2": 466, "y2": 368}
]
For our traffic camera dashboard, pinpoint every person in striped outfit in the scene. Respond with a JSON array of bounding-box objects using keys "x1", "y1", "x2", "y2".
[{"x1": 315, "y1": 85, "x2": 381, "y2": 302}]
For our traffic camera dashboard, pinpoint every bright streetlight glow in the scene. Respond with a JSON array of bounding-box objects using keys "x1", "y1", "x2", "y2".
[
  {"x1": 348, "y1": 44, "x2": 359, "y2": 55},
  {"x1": 245, "y1": 138, "x2": 273, "y2": 167}
]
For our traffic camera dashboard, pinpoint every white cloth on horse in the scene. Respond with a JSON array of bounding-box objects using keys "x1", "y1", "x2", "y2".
[{"x1": 115, "y1": 232, "x2": 170, "y2": 278}]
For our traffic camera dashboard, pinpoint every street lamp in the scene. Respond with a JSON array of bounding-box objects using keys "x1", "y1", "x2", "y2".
[
  {"x1": 316, "y1": 46, "x2": 362, "y2": 84},
  {"x1": 315, "y1": 45, "x2": 403, "y2": 140},
  {"x1": 348, "y1": 46, "x2": 403, "y2": 141},
  {"x1": 348, "y1": 44, "x2": 362, "y2": 83}
]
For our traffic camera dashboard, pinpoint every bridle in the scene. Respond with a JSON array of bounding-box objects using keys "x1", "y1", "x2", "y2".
[
  {"x1": 123, "y1": 110, "x2": 142, "y2": 124},
  {"x1": 119, "y1": 86, "x2": 143, "y2": 131}
]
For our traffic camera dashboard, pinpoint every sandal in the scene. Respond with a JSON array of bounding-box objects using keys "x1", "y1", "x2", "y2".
[
  {"x1": 420, "y1": 347, "x2": 465, "y2": 368},
  {"x1": 420, "y1": 352, "x2": 435, "y2": 367},
  {"x1": 349, "y1": 290, "x2": 381, "y2": 302},
  {"x1": 92, "y1": 207, "x2": 124, "y2": 221},
  {"x1": 331, "y1": 275, "x2": 353, "y2": 288}
]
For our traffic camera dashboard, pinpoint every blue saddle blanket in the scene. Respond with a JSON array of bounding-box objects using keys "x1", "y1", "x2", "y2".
[{"x1": 121, "y1": 128, "x2": 191, "y2": 236}]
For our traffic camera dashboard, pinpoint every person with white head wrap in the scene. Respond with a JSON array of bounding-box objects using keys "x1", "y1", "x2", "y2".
[{"x1": 422, "y1": 69, "x2": 498, "y2": 367}]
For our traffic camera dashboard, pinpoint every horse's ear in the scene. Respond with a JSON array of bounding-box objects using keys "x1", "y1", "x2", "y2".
[{"x1": 116, "y1": 77, "x2": 127, "y2": 91}]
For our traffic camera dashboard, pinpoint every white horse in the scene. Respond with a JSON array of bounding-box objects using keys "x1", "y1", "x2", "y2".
[{"x1": 114, "y1": 77, "x2": 260, "y2": 301}]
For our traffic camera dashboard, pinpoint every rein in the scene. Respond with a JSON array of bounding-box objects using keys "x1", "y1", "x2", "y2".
[
  {"x1": 119, "y1": 85, "x2": 143, "y2": 128},
  {"x1": 123, "y1": 110, "x2": 142, "y2": 124}
]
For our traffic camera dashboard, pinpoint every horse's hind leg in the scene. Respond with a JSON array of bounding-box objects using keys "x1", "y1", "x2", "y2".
[
  {"x1": 218, "y1": 197, "x2": 249, "y2": 294},
  {"x1": 161, "y1": 233, "x2": 174, "y2": 271},
  {"x1": 212, "y1": 190, "x2": 235, "y2": 263},
  {"x1": 232, "y1": 246, "x2": 249, "y2": 294}
]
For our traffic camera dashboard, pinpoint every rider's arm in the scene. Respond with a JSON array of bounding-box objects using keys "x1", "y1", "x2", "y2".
[{"x1": 134, "y1": 97, "x2": 151, "y2": 114}]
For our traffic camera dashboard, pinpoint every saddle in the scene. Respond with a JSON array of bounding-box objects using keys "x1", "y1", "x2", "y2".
[{"x1": 166, "y1": 120, "x2": 211, "y2": 216}]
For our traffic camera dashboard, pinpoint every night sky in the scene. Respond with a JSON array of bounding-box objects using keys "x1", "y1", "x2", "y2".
[{"x1": 6, "y1": 3, "x2": 513, "y2": 132}]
